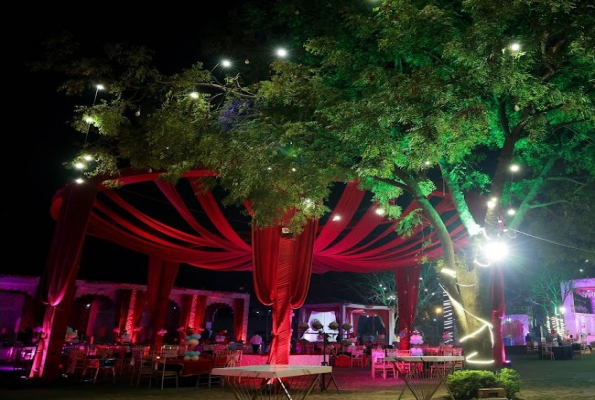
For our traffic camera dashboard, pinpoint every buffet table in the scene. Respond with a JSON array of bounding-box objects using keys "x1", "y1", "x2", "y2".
[
  {"x1": 211, "y1": 364, "x2": 336, "y2": 400},
  {"x1": 388, "y1": 356, "x2": 464, "y2": 400}
]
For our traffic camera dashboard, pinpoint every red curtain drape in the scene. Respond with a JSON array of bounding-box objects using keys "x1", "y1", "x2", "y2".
[
  {"x1": 252, "y1": 218, "x2": 318, "y2": 364},
  {"x1": 73, "y1": 175, "x2": 466, "y2": 274},
  {"x1": 193, "y1": 295, "x2": 207, "y2": 334},
  {"x1": 179, "y1": 293, "x2": 207, "y2": 339},
  {"x1": 181, "y1": 294, "x2": 194, "y2": 330},
  {"x1": 42, "y1": 171, "x2": 469, "y2": 379},
  {"x1": 131, "y1": 290, "x2": 146, "y2": 343},
  {"x1": 395, "y1": 266, "x2": 421, "y2": 350},
  {"x1": 345, "y1": 308, "x2": 365, "y2": 337},
  {"x1": 146, "y1": 257, "x2": 179, "y2": 350},
  {"x1": 233, "y1": 298, "x2": 245, "y2": 342},
  {"x1": 492, "y1": 264, "x2": 506, "y2": 367},
  {"x1": 115, "y1": 289, "x2": 131, "y2": 333},
  {"x1": 32, "y1": 181, "x2": 98, "y2": 381}
]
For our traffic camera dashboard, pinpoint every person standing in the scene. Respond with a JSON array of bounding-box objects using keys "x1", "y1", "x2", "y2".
[
  {"x1": 250, "y1": 333, "x2": 263, "y2": 354},
  {"x1": 203, "y1": 327, "x2": 214, "y2": 342}
]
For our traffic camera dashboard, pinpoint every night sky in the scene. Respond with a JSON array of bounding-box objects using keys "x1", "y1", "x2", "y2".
[
  {"x1": 9, "y1": 4, "x2": 355, "y2": 307},
  {"x1": 9, "y1": 3, "x2": 269, "y2": 293}
]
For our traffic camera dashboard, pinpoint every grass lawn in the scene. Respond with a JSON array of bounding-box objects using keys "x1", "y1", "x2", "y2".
[
  {"x1": 502, "y1": 351, "x2": 595, "y2": 399},
  {"x1": 0, "y1": 351, "x2": 593, "y2": 399}
]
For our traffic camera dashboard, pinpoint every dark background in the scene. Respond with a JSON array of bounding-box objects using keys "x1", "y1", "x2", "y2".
[
  {"x1": 9, "y1": 5, "x2": 345, "y2": 306},
  {"x1": 10, "y1": 4, "x2": 255, "y2": 289}
]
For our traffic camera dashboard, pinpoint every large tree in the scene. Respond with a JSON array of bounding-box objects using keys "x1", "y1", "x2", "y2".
[{"x1": 32, "y1": 0, "x2": 594, "y2": 368}]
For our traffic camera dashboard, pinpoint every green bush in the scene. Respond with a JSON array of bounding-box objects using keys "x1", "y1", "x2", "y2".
[
  {"x1": 446, "y1": 368, "x2": 521, "y2": 400},
  {"x1": 496, "y1": 368, "x2": 521, "y2": 399},
  {"x1": 447, "y1": 370, "x2": 498, "y2": 400}
]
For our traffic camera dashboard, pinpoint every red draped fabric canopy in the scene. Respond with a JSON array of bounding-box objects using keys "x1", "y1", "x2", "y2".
[{"x1": 36, "y1": 169, "x2": 468, "y2": 380}]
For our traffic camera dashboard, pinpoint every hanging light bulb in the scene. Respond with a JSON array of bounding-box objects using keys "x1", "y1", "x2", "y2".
[{"x1": 276, "y1": 48, "x2": 288, "y2": 58}]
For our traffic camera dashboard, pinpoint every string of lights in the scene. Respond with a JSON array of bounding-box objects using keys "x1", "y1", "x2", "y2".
[{"x1": 509, "y1": 228, "x2": 595, "y2": 254}]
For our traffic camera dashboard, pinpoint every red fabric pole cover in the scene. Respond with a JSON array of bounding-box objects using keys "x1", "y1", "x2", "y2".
[
  {"x1": 395, "y1": 266, "x2": 421, "y2": 350},
  {"x1": 253, "y1": 218, "x2": 318, "y2": 364},
  {"x1": 147, "y1": 257, "x2": 179, "y2": 350},
  {"x1": 193, "y1": 295, "x2": 207, "y2": 333},
  {"x1": 34, "y1": 181, "x2": 98, "y2": 381},
  {"x1": 234, "y1": 298, "x2": 245, "y2": 342}
]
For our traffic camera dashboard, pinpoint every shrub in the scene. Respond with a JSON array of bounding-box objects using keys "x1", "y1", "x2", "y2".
[
  {"x1": 496, "y1": 368, "x2": 521, "y2": 399},
  {"x1": 328, "y1": 321, "x2": 340, "y2": 330},
  {"x1": 447, "y1": 370, "x2": 499, "y2": 400},
  {"x1": 311, "y1": 320, "x2": 323, "y2": 330},
  {"x1": 446, "y1": 368, "x2": 521, "y2": 400}
]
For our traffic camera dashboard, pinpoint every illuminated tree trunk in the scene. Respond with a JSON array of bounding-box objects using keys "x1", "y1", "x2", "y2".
[{"x1": 396, "y1": 170, "x2": 495, "y2": 368}]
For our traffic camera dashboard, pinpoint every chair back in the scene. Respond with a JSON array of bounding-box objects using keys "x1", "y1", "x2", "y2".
[
  {"x1": 371, "y1": 349, "x2": 385, "y2": 363},
  {"x1": 370, "y1": 348, "x2": 396, "y2": 379},
  {"x1": 349, "y1": 348, "x2": 364, "y2": 367},
  {"x1": 99, "y1": 358, "x2": 117, "y2": 368},
  {"x1": 213, "y1": 344, "x2": 227, "y2": 352},
  {"x1": 154, "y1": 354, "x2": 182, "y2": 390},
  {"x1": 441, "y1": 347, "x2": 454, "y2": 356},
  {"x1": 351, "y1": 349, "x2": 364, "y2": 357},
  {"x1": 14, "y1": 346, "x2": 37, "y2": 377},
  {"x1": 451, "y1": 347, "x2": 463, "y2": 356},
  {"x1": 542, "y1": 343, "x2": 555, "y2": 360},
  {"x1": 226, "y1": 350, "x2": 242, "y2": 367}
]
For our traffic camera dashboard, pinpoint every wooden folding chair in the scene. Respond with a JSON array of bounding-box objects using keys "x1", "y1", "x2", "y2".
[
  {"x1": 542, "y1": 343, "x2": 555, "y2": 360},
  {"x1": 350, "y1": 348, "x2": 364, "y2": 367},
  {"x1": 152, "y1": 355, "x2": 182, "y2": 390},
  {"x1": 371, "y1": 349, "x2": 396, "y2": 379}
]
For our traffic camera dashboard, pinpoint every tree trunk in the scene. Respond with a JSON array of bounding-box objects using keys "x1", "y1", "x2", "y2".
[{"x1": 398, "y1": 171, "x2": 494, "y2": 368}]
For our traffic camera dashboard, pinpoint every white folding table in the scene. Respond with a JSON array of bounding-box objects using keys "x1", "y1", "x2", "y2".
[
  {"x1": 387, "y1": 355, "x2": 464, "y2": 400},
  {"x1": 211, "y1": 364, "x2": 337, "y2": 400}
]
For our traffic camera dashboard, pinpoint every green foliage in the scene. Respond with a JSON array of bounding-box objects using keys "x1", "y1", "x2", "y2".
[
  {"x1": 446, "y1": 368, "x2": 521, "y2": 400},
  {"x1": 496, "y1": 368, "x2": 521, "y2": 399},
  {"x1": 447, "y1": 370, "x2": 498, "y2": 400}
]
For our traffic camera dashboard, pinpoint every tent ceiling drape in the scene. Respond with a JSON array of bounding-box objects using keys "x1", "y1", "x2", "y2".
[
  {"x1": 51, "y1": 169, "x2": 468, "y2": 274},
  {"x1": 38, "y1": 168, "x2": 468, "y2": 379}
]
